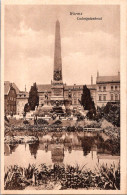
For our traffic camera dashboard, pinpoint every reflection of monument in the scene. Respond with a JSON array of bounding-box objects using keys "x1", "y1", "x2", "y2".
[
  {"x1": 29, "y1": 142, "x2": 39, "y2": 159},
  {"x1": 51, "y1": 144, "x2": 64, "y2": 164}
]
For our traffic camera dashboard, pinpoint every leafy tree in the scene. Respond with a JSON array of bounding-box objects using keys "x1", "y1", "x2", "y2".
[
  {"x1": 80, "y1": 85, "x2": 96, "y2": 119},
  {"x1": 28, "y1": 83, "x2": 39, "y2": 110},
  {"x1": 24, "y1": 103, "x2": 30, "y2": 113}
]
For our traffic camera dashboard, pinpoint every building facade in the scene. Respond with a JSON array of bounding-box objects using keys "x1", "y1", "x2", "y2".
[
  {"x1": 96, "y1": 72, "x2": 120, "y2": 107},
  {"x1": 37, "y1": 20, "x2": 120, "y2": 109},
  {"x1": 37, "y1": 72, "x2": 120, "y2": 109},
  {"x1": 4, "y1": 81, "x2": 29, "y2": 115},
  {"x1": 4, "y1": 81, "x2": 17, "y2": 115},
  {"x1": 16, "y1": 91, "x2": 29, "y2": 115}
]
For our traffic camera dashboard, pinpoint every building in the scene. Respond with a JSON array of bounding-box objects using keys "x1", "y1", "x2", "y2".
[
  {"x1": 4, "y1": 81, "x2": 17, "y2": 115},
  {"x1": 37, "y1": 20, "x2": 97, "y2": 108},
  {"x1": 16, "y1": 90, "x2": 29, "y2": 115},
  {"x1": 96, "y1": 72, "x2": 120, "y2": 107},
  {"x1": 4, "y1": 81, "x2": 29, "y2": 115},
  {"x1": 37, "y1": 20, "x2": 120, "y2": 108}
]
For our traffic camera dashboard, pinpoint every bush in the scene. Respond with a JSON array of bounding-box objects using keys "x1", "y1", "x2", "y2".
[
  {"x1": 53, "y1": 120, "x2": 62, "y2": 125},
  {"x1": 23, "y1": 120, "x2": 29, "y2": 125},
  {"x1": 37, "y1": 119, "x2": 49, "y2": 125},
  {"x1": 96, "y1": 102, "x2": 120, "y2": 127},
  {"x1": 4, "y1": 163, "x2": 120, "y2": 190}
]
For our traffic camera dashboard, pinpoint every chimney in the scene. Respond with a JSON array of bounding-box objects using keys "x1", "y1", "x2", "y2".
[
  {"x1": 91, "y1": 75, "x2": 93, "y2": 85},
  {"x1": 25, "y1": 85, "x2": 26, "y2": 92},
  {"x1": 118, "y1": 71, "x2": 120, "y2": 77},
  {"x1": 97, "y1": 71, "x2": 99, "y2": 78}
]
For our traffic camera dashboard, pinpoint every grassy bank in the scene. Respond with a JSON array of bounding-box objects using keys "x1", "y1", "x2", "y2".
[{"x1": 4, "y1": 163, "x2": 120, "y2": 190}]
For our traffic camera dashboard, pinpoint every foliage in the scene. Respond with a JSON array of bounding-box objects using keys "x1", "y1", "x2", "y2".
[
  {"x1": 80, "y1": 85, "x2": 96, "y2": 120},
  {"x1": 53, "y1": 120, "x2": 62, "y2": 125},
  {"x1": 77, "y1": 113, "x2": 85, "y2": 121},
  {"x1": 28, "y1": 83, "x2": 39, "y2": 110},
  {"x1": 37, "y1": 119, "x2": 49, "y2": 125},
  {"x1": 23, "y1": 120, "x2": 29, "y2": 125},
  {"x1": 4, "y1": 163, "x2": 120, "y2": 190},
  {"x1": 24, "y1": 103, "x2": 30, "y2": 113},
  {"x1": 97, "y1": 102, "x2": 120, "y2": 127}
]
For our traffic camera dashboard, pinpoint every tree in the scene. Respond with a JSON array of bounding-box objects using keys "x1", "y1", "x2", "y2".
[
  {"x1": 80, "y1": 85, "x2": 96, "y2": 119},
  {"x1": 28, "y1": 83, "x2": 39, "y2": 110},
  {"x1": 24, "y1": 103, "x2": 30, "y2": 113}
]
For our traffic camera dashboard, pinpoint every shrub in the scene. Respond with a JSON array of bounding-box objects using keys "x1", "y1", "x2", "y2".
[
  {"x1": 37, "y1": 119, "x2": 49, "y2": 125},
  {"x1": 53, "y1": 120, "x2": 62, "y2": 125},
  {"x1": 23, "y1": 120, "x2": 29, "y2": 125}
]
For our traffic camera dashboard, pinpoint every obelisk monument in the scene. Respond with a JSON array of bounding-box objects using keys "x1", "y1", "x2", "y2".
[{"x1": 51, "y1": 20, "x2": 64, "y2": 106}]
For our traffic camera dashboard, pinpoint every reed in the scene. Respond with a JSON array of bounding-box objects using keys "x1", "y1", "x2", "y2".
[{"x1": 4, "y1": 163, "x2": 120, "y2": 190}]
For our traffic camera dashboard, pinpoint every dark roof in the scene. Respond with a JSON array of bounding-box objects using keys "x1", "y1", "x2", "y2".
[
  {"x1": 4, "y1": 81, "x2": 10, "y2": 95},
  {"x1": 64, "y1": 85, "x2": 83, "y2": 90},
  {"x1": 4, "y1": 81, "x2": 20, "y2": 95},
  {"x1": 64, "y1": 84, "x2": 96, "y2": 90},
  {"x1": 12, "y1": 83, "x2": 20, "y2": 94},
  {"x1": 37, "y1": 83, "x2": 96, "y2": 92},
  {"x1": 18, "y1": 91, "x2": 29, "y2": 95},
  {"x1": 37, "y1": 84, "x2": 51, "y2": 92},
  {"x1": 96, "y1": 75, "x2": 120, "y2": 84},
  {"x1": 87, "y1": 84, "x2": 96, "y2": 89}
]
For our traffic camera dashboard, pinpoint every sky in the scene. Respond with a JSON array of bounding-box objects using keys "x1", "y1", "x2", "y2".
[{"x1": 4, "y1": 5, "x2": 120, "y2": 91}]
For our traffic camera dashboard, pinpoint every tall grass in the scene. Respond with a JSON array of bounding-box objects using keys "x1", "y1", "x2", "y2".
[{"x1": 4, "y1": 163, "x2": 120, "y2": 190}]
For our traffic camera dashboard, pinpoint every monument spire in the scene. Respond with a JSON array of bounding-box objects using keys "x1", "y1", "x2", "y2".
[
  {"x1": 53, "y1": 20, "x2": 62, "y2": 81},
  {"x1": 51, "y1": 20, "x2": 64, "y2": 105}
]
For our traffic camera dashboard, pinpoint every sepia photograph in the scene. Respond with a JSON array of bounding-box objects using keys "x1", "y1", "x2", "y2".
[{"x1": 1, "y1": 0, "x2": 127, "y2": 194}]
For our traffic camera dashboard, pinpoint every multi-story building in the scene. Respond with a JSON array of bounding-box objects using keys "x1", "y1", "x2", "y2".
[
  {"x1": 96, "y1": 72, "x2": 120, "y2": 107},
  {"x1": 36, "y1": 20, "x2": 120, "y2": 109},
  {"x1": 16, "y1": 90, "x2": 29, "y2": 115},
  {"x1": 37, "y1": 72, "x2": 120, "y2": 109},
  {"x1": 4, "y1": 81, "x2": 29, "y2": 115},
  {"x1": 4, "y1": 81, "x2": 17, "y2": 115},
  {"x1": 37, "y1": 83, "x2": 96, "y2": 108}
]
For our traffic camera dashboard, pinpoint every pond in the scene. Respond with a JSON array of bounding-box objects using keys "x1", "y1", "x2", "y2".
[{"x1": 4, "y1": 132, "x2": 120, "y2": 170}]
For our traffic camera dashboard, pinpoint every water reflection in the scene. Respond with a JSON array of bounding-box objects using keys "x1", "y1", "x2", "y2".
[
  {"x1": 4, "y1": 132, "x2": 120, "y2": 169},
  {"x1": 4, "y1": 144, "x2": 18, "y2": 156},
  {"x1": 29, "y1": 142, "x2": 39, "y2": 159}
]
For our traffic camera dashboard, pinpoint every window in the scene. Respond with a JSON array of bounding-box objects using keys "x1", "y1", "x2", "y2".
[
  {"x1": 68, "y1": 93, "x2": 72, "y2": 98},
  {"x1": 78, "y1": 92, "x2": 81, "y2": 97},
  {"x1": 99, "y1": 86, "x2": 101, "y2": 91},
  {"x1": 115, "y1": 86, "x2": 117, "y2": 90},
  {"x1": 111, "y1": 94, "x2": 114, "y2": 101},
  {"x1": 73, "y1": 93, "x2": 76, "y2": 97},
  {"x1": 99, "y1": 95, "x2": 101, "y2": 101},
  {"x1": 111, "y1": 86, "x2": 113, "y2": 91},
  {"x1": 103, "y1": 96, "x2": 106, "y2": 101},
  {"x1": 74, "y1": 99, "x2": 77, "y2": 104},
  {"x1": 115, "y1": 94, "x2": 118, "y2": 101},
  {"x1": 103, "y1": 86, "x2": 106, "y2": 91}
]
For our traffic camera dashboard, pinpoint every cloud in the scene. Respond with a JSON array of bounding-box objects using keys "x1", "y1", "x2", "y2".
[
  {"x1": 5, "y1": 20, "x2": 54, "y2": 63},
  {"x1": 62, "y1": 31, "x2": 119, "y2": 58},
  {"x1": 63, "y1": 52, "x2": 119, "y2": 85},
  {"x1": 4, "y1": 5, "x2": 120, "y2": 91}
]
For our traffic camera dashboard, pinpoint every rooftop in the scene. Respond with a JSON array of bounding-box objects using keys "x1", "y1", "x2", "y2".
[
  {"x1": 4, "y1": 81, "x2": 28, "y2": 95},
  {"x1": 37, "y1": 83, "x2": 96, "y2": 92},
  {"x1": 4, "y1": 81, "x2": 20, "y2": 95},
  {"x1": 96, "y1": 75, "x2": 120, "y2": 84},
  {"x1": 37, "y1": 84, "x2": 51, "y2": 92}
]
